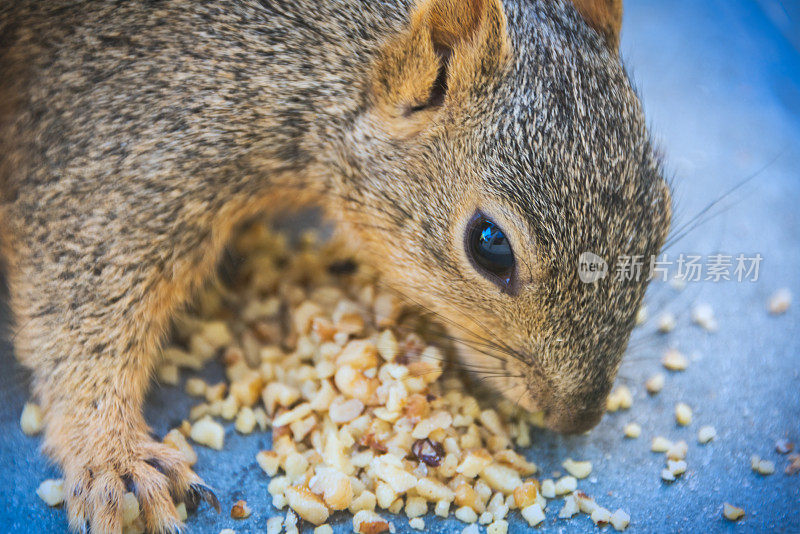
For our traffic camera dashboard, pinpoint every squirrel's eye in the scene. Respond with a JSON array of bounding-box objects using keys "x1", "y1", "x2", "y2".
[{"x1": 467, "y1": 215, "x2": 515, "y2": 286}]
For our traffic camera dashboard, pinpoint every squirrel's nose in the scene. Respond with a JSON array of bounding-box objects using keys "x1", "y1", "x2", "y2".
[{"x1": 544, "y1": 403, "x2": 605, "y2": 435}]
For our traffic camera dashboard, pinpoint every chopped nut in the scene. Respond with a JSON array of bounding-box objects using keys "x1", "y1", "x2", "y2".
[
  {"x1": 513, "y1": 481, "x2": 539, "y2": 509},
  {"x1": 329, "y1": 397, "x2": 364, "y2": 423},
  {"x1": 722, "y1": 503, "x2": 744, "y2": 521},
  {"x1": 164, "y1": 428, "x2": 197, "y2": 465},
  {"x1": 121, "y1": 492, "x2": 140, "y2": 526},
  {"x1": 189, "y1": 416, "x2": 225, "y2": 450},
  {"x1": 666, "y1": 440, "x2": 688, "y2": 461},
  {"x1": 610, "y1": 509, "x2": 630, "y2": 531},
  {"x1": 751, "y1": 455, "x2": 775, "y2": 475},
  {"x1": 558, "y1": 494, "x2": 579, "y2": 518},
  {"x1": 309, "y1": 467, "x2": 354, "y2": 510},
  {"x1": 409, "y1": 517, "x2": 425, "y2": 530},
  {"x1": 606, "y1": 386, "x2": 633, "y2": 412},
  {"x1": 416, "y1": 477, "x2": 455, "y2": 503},
  {"x1": 235, "y1": 407, "x2": 257, "y2": 434},
  {"x1": 314, "y1": 525, "x2": 334, "y2": 534},
  {"x1": 623, "y1": 422, "x2": 641, "y2": 439},
  {"x1": 675, "y1": 403, "x2": 692, "y2": 426},
  {"x1": 660, "y1": 469, "x2": 675, "y2": 482},
  {"x1": 540, "y1": 479, "x2": 556, "y2": 499},
  {"x1": 455, "y1": 506, "x2": 478, "y2": 524},
  {"x1": 256, "y1": 450, "x2": 280, "y2": 476},
  {"x1": 785, "y1": 454, "x2": 800, "y2": 475},
  {"x1": 266, "y1": 517, "x2": 283, "y2": 534},
  {"x1": 662, "y1": 349, "x2": 689, "y2": 371},
  {"x1": 480, "y1": 463, "x2": 523, "y2": 495},
  {"x1": 562, "y1": 458, "x2": 592, "y2": 479},
  {"x1": 36, "y1": 479, "x2": 65, "y2": 507},
  {"x1": 520, "y1": 503, "x2": 545, "y2": 527},
  {"x1": 404, "y1": 497, "x2": 427, "y2": 518},
  {"x1": 591, "y1": 507, "x2": 611, "y2": 526},
  {"x1": 657, "y1": 312, "x2": 676, "y2": 333},
  {"x1": 157, "y1": 363, "x2": 180, "y2": 385},
  {"x1": 691, "y1": 303, "x2": 717, "y2": 332},
  {"x1": 486, "y1": 520, "x2": 509, "y2": 534},
  {"x1": 230, "y1": 500, "x2": 251, "y2": 519},
  {"x1": 435, "y1": 500, "x2": 451, "y2": 517},
  {"x1": 554, "y1": 475, "x2": 577, "y2": 495},
  {"x1": 457, "y1": 449, "x2": 493, "y2": 478},
  {"x1": 285, "y1": 486, "x2": 330, "y2": 525},
  {"x1": 353, "y1": 510, "x2": 392, "y2": 534},
  {"x1": 667, "y1": 460, "x2": 687, "y2": 476},
  {"x1": 20, "y1": 402, "x2": 44, "y2": 436},
  {"x1": 645, "y1": 373, "x2": 666, "y2": 394},
  {"x1": 651, "y1": 437, "x2": 672, "y2": 453},
  {"x1": 698, "y1": 426, "x2": 717, "y2": 444},
  {"x1": 767, "y1": 288, "x2": 791, "y2": 315},
  {"x1": 411, "y1": 438, "x2": 445, "y2": 467},
  {"x1": 775, "y1": 439, "x2": 794, "y2": 454}
]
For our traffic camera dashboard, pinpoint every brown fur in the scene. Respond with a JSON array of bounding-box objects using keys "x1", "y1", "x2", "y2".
[
  {"x1": 0, "y1": 0, "x2": 669, "y2": 532},
  {"x1": 572, "y1": 0, "x2": 623, "y2": 49}
]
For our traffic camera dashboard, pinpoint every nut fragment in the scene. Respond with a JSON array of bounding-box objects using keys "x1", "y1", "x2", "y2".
[
  {"x1": 697, "y1": 426, "x2": 716, "y2": 444},
  {"x1": 230, "y1": 500, "x2": 251, "y2": 519},
  {"x1": 189, "y1": 416, "x2": 225, "y2": 450},
  {"x1": 775, "y1": 439, "x2": 794, "y2": 454},
  {"x1": 562, "y1": 458, "x2": 592, "y2": 479},
  {"x1": 353, "y1": 510, "x2": 392, "y2": 534},
  {"x1": 122, "y1": 492, "x2": 140, "y2": 526},
  {"x1": 164, "y1": 428, "x2": 197, "y2": 465},
  {"x1": 411, "y1": 438, "x2": 445, "y2": 467},
  {"x1": 36, "y1": 479, "x2": 65, "y2": 507},
  {"x1": 691, "y1": 303, "x2": 717, "y2": 332},
  {"x1": 662, "y1": 349, "x2": 689, "y2": 371},
  {"x1": 520, "y1": 503, "x2": 545, "y2": 527},
  {"x1": 610, "y1": 509, "x2": 630, "y2": 531},
  {"x1": 455, "y1": 506, "x2": 478, "y2": 524},
  {"x1": 675, "y1": 403, "x2": 692, "y2": 426},
  {"x1": 20, "y1": 402, "x2": 44, "y2": 436},
  {"x1": 767, "y1": 288, "x2": 791, "y2": 315},
  {"x1": 651, "y1": 437, "x2": 672, "y2": 453},
  {"x1": 285, "y1": 486, "x2": 330, "y2": 525},
  {"x1": 558, "y1": 494, "x2": 579, "y2": 518},
  {"x1": 457, "y1": 449, "x2": 492, "y2": 479},
  {"x1": 645, "y1": 373, "x2": 665, "y2": 394},
  {"x1": 657, "y1": 312, "x2": 676, "y2": 333},
  {"x1": 554, "y1": 475, "x2": 577, "y2": 495},
  {"x1": 750, "y1": 455, "x2": 775, "y2": 475},
  {"x1": 722, "y1": 503, "x2": 744, "y2": 521},
  {"x1": 666, "y1": 440, "x2": 688, "y2": 461},
  {"x1": 623, "y1": 422, "x2": 641, "y2": 439}
]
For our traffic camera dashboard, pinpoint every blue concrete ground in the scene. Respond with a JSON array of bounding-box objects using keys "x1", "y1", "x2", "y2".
[{"x1": 1, "y1": 0, "x2": 798, "y2": 532}]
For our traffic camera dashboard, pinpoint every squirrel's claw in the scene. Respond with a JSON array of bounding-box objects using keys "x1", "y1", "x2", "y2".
[{"x1": 187, "y1": 482, "x2": 220, "y2": 513}]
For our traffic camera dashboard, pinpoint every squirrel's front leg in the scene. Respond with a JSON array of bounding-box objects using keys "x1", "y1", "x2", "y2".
[{"x1": 9, "y1": 225, "x2": 220, "y2": 533}]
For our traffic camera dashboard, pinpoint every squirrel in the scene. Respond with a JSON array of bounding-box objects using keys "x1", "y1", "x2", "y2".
[{"x1": 0, "y1": 0, "x2": 671, "y2": 532}]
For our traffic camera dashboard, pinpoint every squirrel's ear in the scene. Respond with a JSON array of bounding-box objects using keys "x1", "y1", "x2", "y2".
[
  {"x1": 370, "y1": 0, "x2": 509, "y2": 136},
  {"x1": 571, "y1": 0, "x2": 623, "y2": 51}
]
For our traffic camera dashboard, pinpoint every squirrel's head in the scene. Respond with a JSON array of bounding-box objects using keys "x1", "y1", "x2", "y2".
[{"x1": 333, "y1": 0, "x2": 671, "y2": 434}]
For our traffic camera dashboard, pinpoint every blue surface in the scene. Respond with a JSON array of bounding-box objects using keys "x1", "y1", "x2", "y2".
[{"x1": 1, "y1": 0, "x2": 799, "y2": 532}]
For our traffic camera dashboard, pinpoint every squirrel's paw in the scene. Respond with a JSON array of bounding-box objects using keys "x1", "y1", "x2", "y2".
[{"x1": 61, "y1": 439, "x2": 218, "y2": 534}]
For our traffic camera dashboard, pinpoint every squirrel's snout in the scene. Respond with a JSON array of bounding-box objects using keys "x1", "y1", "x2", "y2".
[{"x1": 544, "y1": 406, "x2": 605, "y2": 435}]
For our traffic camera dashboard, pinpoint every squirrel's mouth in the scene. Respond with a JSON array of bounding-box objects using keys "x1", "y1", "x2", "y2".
[{"x1": 449, "y1": 341, "x2": 542, "y2": 413}]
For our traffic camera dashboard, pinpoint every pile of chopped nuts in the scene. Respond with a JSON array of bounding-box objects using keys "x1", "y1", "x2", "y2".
[
  {"x1": 25, "y1": 222, "x2": 794, "y2": 532},
  {"x1": 154, "y1": 223, "x2": 630, "y2": 533}
]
